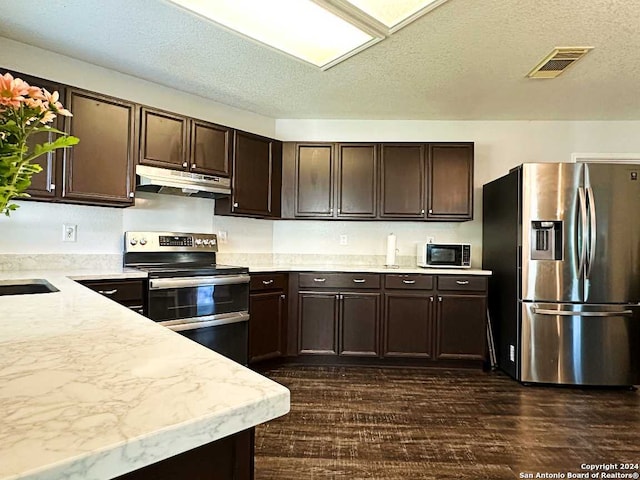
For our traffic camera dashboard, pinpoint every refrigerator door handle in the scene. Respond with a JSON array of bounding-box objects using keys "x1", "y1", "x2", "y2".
[
  {"x1": 532, "y1": 308, "x2": 633, "y2": 317},
  {"x1": 577, "y1": 187, "x2": 588, "y2": 278},
  {"x1": 585, "y1": 186, "x2": 597, "y2": 279}
]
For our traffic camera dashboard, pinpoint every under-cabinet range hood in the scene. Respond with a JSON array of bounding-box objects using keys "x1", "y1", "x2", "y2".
[{"x1": 135, "y1": 165, "x2": 231, "y2": 198}]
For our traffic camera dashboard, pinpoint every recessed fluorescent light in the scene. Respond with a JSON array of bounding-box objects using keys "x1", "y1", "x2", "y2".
[
  {"x1": 167, "y1": 0, "x2": 377, "y2": 68},
  {"x1": 343, "y1": 0, "x2": 450, "y2": 30}
]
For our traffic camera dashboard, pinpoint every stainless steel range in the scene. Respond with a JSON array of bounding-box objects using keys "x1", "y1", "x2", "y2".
[{"x1": 124, "y1": 231, "x2": 250, "y2": 365}]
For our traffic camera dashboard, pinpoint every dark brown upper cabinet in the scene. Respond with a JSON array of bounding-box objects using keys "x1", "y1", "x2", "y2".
[
  {"x1": 427, "y1": 143, "x2": 474, "y2": 220},
  {"x1": 379, "y1": 144, "x2": 425, "y2": 218},
  {"x1": 294, "y1": 143, "x2": 334, "y2": 217},
  {"x1": 216, "y1": 131, "x2": 281, "y2": 218},
  {"x1": 336, "y1": 143, "x2": 377, "y2": 218},
  {"x1": 139, "y1": 108, "x2": 187, "y2": 170},
  {"x1": 62, "y1": 89, "x2": 137, "y2": 206},
  {"x1": 140, "y1": 108, "x2": 231, "y2": 177},
  {"x1": 189, "y1": 119, "x2": 232, "y2": 177}
]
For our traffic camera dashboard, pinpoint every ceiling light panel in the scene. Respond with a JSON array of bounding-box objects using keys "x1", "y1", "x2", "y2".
[
  {"x1": 343, "y1": 0, "x2": 449, "y2": 29},
  {"x1": 168, "y1": 0, "x2": 375, "y2": 68}
]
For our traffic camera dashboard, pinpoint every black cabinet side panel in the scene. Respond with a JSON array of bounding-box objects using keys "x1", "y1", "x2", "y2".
[{"x1": 482, "y1": 170, "x2": 520, "y2": 379}]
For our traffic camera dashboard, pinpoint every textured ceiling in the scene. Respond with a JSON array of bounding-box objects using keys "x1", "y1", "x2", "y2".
[{"x1": 1, "y1": 0, "x2": 639, "y2": 120}]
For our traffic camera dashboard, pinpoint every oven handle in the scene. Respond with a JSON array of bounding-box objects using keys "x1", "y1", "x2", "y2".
[
  {"x1": 149, "y1": 274, "x2": 250, "y2": 290},
  {"x1": 161, "y1": 312, "x2": 250, "y2": 332}
]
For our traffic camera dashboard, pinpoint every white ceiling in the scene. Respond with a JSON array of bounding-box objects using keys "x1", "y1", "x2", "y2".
[{"x1": 1, "y1": 0, "x2": 639, "y2": 120}]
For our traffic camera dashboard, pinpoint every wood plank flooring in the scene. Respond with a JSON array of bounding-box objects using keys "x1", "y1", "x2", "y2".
[{"x1": 254, "y1": 365, "x2": 640, "y2": 480}]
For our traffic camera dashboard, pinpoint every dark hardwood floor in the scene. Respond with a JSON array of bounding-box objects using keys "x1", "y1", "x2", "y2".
[{"x1": 254, "y1": 365, "x2": 640, "y2": 480}]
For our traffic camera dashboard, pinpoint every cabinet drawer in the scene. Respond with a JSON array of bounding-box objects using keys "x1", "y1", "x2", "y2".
[
  {"x1": 299, "y1": 273, "x2": 380, "y2": 289},
  {"x1": 385, "y1": 274, "x2": 434, "y2": 290},
  {"x1": 81, "y1": 279, "x2": 144, "y2": 306},
  {"x1": 437, "y1": 276, "x2": 487, "y2": 292},
  {"x1": 250, "y1": 274, "x2": 287, "y2": 291}
]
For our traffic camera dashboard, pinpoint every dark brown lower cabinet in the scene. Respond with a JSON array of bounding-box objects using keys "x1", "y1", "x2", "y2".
[
  {"x1": 436, "y1": 293, "x2": 487, "y2": 360},
  {"x1": 114, "y1": 428, "x2": 253, "y2": 480},
  {"x1": 383, "y1": 292, "x2": 433, "y2": 358},
  {"x1": 298, "y1": 292, "x2": 339, "y2": 355},
  {"x1": 249, "y1": 291, "x2": 286, "y2": 363},
  {"x1": 339, "y1": 292, "x2": 380, "y2": 357}
]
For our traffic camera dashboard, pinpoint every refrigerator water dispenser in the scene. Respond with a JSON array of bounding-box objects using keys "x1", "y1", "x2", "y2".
[{"x1": 530, "y1": 221, "x2": 563, "y2": 260}]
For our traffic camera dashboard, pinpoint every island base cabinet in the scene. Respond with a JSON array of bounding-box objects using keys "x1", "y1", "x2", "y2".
[
  {"x1": 115, "y1": 428, "x2": 254, "y2": 480},
  {"x1": 339, "y1": 293, "x2": 380, "y2": 357},
  {"x1": 383, "y1": 293, "x2": 433, "y2": 358},
  {"x1": 436, "y1": 294, "x2": 487, "y2": 360}
]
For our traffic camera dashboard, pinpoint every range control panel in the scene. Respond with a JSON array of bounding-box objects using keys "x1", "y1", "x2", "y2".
[{"x1": 125, "y1": 232, "x2": 218, "y2": 252}]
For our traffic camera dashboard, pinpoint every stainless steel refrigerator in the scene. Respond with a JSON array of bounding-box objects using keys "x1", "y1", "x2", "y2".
[{"x1": 483, "y1": 162, "x2": 640, "y2": 386}]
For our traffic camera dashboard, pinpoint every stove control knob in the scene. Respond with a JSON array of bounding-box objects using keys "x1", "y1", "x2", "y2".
[
  {"x1": 195, "y1": 238, "x2": 203, "y2": 246},
  {"x1": 129, "y1": 238, "x2": 138, "y2": 246},
  {"x1": 139, "y1": 238, "x2": 147, "y2": 246},
  {"x1": 203, "y1": 239, "x2": 211, "y2": 246}
]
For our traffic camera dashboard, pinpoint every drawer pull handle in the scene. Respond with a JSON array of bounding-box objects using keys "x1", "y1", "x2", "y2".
[
  {"x1": 313, "y1": 278, "x2": 326, "y2": 282},
  {"x1": 353, "y1": 279, "x2": 366, "y2": 283},
  {"x1": 262, "y1": 279, "x2": 274, "y2": 285},
  {"x1": 402, "y1": 280, "x2": 416, "y2": 284},
  {"x1": 456, "y1": 280, "x2": 470, "y2": 285},
  {"x1": 98, "y1": 289, "x2": 118, "y2": 295}
]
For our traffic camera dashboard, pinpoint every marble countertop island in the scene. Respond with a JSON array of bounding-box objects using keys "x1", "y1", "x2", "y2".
[{"x1": 0, "y1": 269, "x2": 290, "y2": 480}]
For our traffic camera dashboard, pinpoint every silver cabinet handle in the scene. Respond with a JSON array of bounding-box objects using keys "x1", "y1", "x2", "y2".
[
  {"x1": 182, "y1": 162, "x2": 188, "y2": 168},
  {"x1": 280, "y1": 294, "x2": 286, "y2": 300},
  {"x1": 456, "y1": 280, "x2": 470, "y2": 285},
  {"x1": 129, "y1": 192, "x2": 134, "y2": 198},
  {"x1": 329, "y1": 208, "x2": 333, "y2": 214},
  {"x1": 262, "y1": 279, "x2": 274, "y2": 285},
  {"x1": 430, "y1": 296, "x2": 434, "y2": 302},
  {"x1": 191, "y1": 163, "x2": 197, "y2": 169},
  {"x1": 313, "y1": 278, "x2": 326, "y2": 282},
  {"x1": 50, "y1": 183, "x2": 56, "y2": 190},
  {"x1": 402, "y1": 280, "x2": 416, "y2": 284},
  {"x1": 421, "y1": 209, "x2": 425, "y2": 214},
  {"x1": 98, "y1": 289, "x2": 118, "y2": 295},
  {"x1": 353, "y1": 279, "x2": 366, "y2": 283},
  {"x1": 438, "y1": 296, "x2": 442, "y2": 302},
  {"x1": 233, "y1": 202, "x2": 239, "y2": 208},
  {"x1": 428, "y1": 209, "x2": 433, "y2": 214}
]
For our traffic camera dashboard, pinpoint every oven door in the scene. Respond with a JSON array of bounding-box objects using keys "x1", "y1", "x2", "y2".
[{"x1": 147, "y1": 274, "x2": 250, "y2": 364}]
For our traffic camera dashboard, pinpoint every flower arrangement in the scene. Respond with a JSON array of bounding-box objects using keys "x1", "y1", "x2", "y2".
[{"x1": 0, "y1": 72, "x2": 79, "y2": 216}]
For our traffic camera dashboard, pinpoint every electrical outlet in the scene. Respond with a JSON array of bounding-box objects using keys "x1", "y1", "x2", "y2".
[
  {"x1": 62, "y1": 224, "x2": 77, "y2": 242},
  {"x1": 427, "y1": 236, "x2": 435, "y2": 244},
  {"x1": 218, "y1": 231, "x2": 228, "y2": 244},
  {"x1": 339, "y1": 234, "x2": 348, "y2": 246}
]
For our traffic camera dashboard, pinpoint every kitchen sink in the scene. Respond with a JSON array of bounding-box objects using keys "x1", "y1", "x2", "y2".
[{"x1": 0, "y1": 279, "x2": 59, "y2": 296}]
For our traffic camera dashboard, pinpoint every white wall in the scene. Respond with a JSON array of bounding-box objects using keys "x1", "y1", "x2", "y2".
[
  {"x1": 0, "y1": 37, "x2": 274, "y2": 256},
  {"x1": 271, "y1": 120, "x2": 640, "y2": 265}
]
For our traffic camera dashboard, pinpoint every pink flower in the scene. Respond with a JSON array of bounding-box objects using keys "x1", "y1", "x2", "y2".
[
  {"x1": 0, "y1": 72, "x2": 29, "y2": 108},
  {"x1": 42, "y1": 88, "x2": 72, "y2": 116},
  {"x1": 39, "y1": 110, "x2": 56, "y2": 124}
]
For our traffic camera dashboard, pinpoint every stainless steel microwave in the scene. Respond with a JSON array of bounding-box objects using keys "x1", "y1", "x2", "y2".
[{"x1": 417, "y1": 243, "x2": 471, "y2": 268}]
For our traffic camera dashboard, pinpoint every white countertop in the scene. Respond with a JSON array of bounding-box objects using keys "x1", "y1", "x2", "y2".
[
  {"x1": 0, "y1": 269, "x2": 290, "y2": 480},
  {"x1": 244, "y1": 264, "x2": 492, "y2": 275}
]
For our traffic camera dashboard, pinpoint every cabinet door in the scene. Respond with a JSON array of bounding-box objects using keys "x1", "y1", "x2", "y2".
[
  {"x1": 383, "y1": 292, "x2": 433, "y2": 358},
  {"x1": 232, "y1": 131, "x2": 281, "y2": 217},
  {"x1": 336, "y1": 144, "x2": 377, "y2": 218},
  {"x1": 189, "y1": 120, "x2": 231, "y2": 177},
  {"x1": 63, "y1": 90, "x2": 136, "y2": 205},
  {"x1": 139, "y1": 108, "x2": 187, "y2": 170},
  {"x1": 249, "y1": 291, "x2": 286, "y2": 363},
  {"x1": 22, "y1": 75, "x2": 63, "y2": 199},
  {"x1": 380, "y1": 144, "x2": 425, "y2": 218},
  {"x1": 295, "y1": 144, "x2": 334, "y2": 217},
  {"x1": 436, "y1": 294, "x2": 486, "y2": 360},
  {"x1": 298, "y1": 292, "x2": 338, "y2": 355},
  {"x1": 339, "y1": 292, "x2": 380, "y2": 357},
  {"x1": 427, "y1": 143, "x2": 473, "y2": 220}
]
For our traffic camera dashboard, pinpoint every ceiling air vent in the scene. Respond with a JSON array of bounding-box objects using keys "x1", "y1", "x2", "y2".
[{"x1": 527, "y1": 46, "x2": 594, "y2": 79}]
